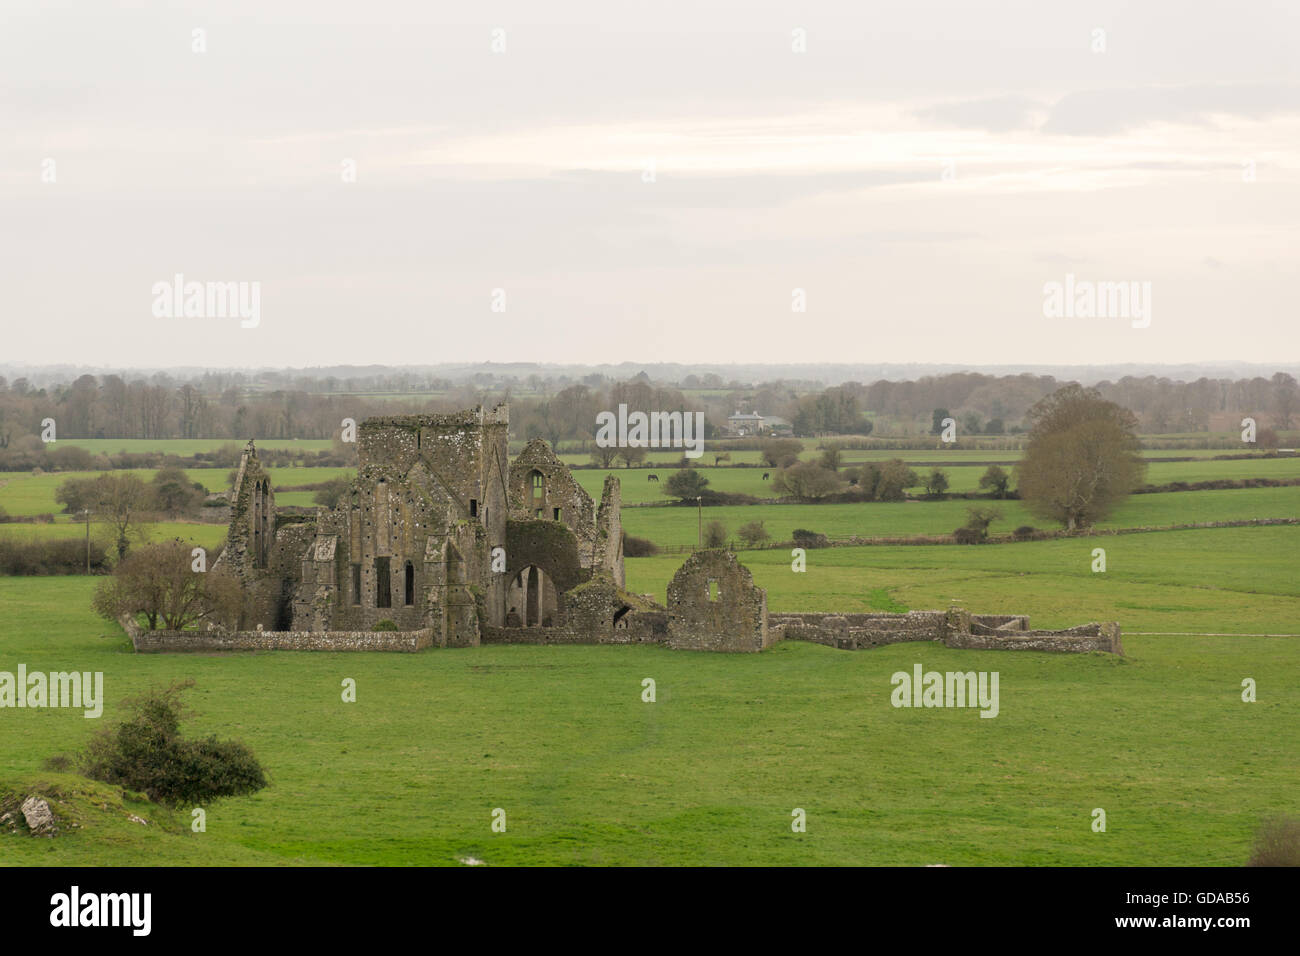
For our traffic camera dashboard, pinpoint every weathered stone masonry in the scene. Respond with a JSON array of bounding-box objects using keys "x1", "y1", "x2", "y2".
[{"x1": 162, "y1": 405, "x2": 1122, "y2": 657}]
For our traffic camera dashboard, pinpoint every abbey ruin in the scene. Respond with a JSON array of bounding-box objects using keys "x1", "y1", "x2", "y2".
[{"x1": 126, "y1": 404, "x2": 1121, "y2": 656}]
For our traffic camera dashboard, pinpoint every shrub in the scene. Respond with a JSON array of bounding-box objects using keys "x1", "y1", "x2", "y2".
[
  {"x1": 371, "y1": 619, "x2": 399, "y2": 631},
  {"x1": 759, "y1": 438, "x2": 804, "y2": 469},
  {"x1": 312, "y1": 476, "x2": 354, "y2": 509},
  {"x1": 1247, "y1": 815, "x2": 1300, "y2": 866},
  {"x1": 979, "y1": 464, "x2": 1011, "y2": 498},
  {"x1": 963, "y1": 506, "x2": 1002, "y2": 540},
  {"x1": 773, "y1": 461, "x2": 844, "y2": 500},
  {"x1": 924, "y1": 468, "x2": 949, "y2": 497},
  {"x1": 1012, "y1": 525, "x2": 1037, "y2": 540},
  {"x1": 953, "y1": 527, "x2": 984, "y2": 544},
  {"x1": 736, "y1": 520, "x2": 770, "y2": 548},
  {"x1": 875, "y1": 459, "x2": 919, "y2": 501},
  {"x1": 80, "y1": 680, "x2": 267, "y2": 806},
  {"x1": 0, "y1": 537, "x2": 110, "y2": 575},
  {"x1": 622, "y1": 534, "x2": 659, "y2": 557},
  {"x1": 664, "y1": 468, "x2": 709, "y2": 501},
  {"x1": 703, "y1": 520, "x2": 728, "y2": 548},
  {"x1": 791, "y1": 528, "x2": 829, "y2": 549},
  {"x1": 42, "y1": 754, "x2": 73, "y2": 771}
]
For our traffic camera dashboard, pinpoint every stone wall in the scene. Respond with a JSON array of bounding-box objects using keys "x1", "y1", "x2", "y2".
[
  {"x1": 946, "y1": 622, "x2": 1123, "y2": 654},
  {"x1": 595, "y1": 474, "x2": 625, "y2": 588},
  {"x1": 122, "y1": 616, "x2": 438, "y2": 653},
  {"x1": 770, "y1": 610, "x2": 951, "y2": 650},
  {"x1": 214, "y1": 441, "x2": 276, "y2": 589},
  {"x1": 665, "y1": 549, "x2": 770, "y2": 652},
  {"x1": 770, "y1": 611, "x2": 1121, "y2": 654},
  {"x1": 507, "y1": 439, "x2": 599, "y2": 566}
]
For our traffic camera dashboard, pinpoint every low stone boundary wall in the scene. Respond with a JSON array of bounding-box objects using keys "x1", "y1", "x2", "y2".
[
  {"x1": 119, "y1": 611, "x2": 1118, "y2": 655},
  {"x1": 946, "y1": 623, "x2": 1123, "y2": 655},
  {"x1": 481, "y1": 615, "x2": 667, "y2": 647},
  {"x1": 769, "y1": 611, "x2": 1121, "y2": 654},
  {"x1": 122, "y1": 616, "x2": 436, "y2": 653},
  {"x1": 770, "y1": 611, "x2": 949, "y2": 650}
]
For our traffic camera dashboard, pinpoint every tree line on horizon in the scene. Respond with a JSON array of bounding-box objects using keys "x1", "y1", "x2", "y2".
[{"x1": 0, "y1": 369, "x2": 1295, "y2": 456}]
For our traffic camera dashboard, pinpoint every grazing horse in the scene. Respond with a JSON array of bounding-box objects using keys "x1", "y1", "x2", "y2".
[
  {"x1": 762, "y1": 472, "x2": 770, "y2": 480},
  {"x1": 647, "y1": 474, "x2": 659, "y2": 482}
]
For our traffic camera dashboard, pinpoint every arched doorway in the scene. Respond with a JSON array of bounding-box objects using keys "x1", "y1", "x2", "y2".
[{"x1": 506, "y1": 565, "x2": 560, "y2": 627}]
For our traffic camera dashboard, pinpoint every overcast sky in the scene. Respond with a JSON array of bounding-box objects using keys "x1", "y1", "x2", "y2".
[{"x1": 3, "y1": 0, "x2": 1298, "y2": 369}]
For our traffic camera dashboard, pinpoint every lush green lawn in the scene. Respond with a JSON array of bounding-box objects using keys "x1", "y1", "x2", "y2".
[
  {"x1": 627, "y1": 526, "x2": 1300, "y2": 635},
  {"x1": 0, "y1": 576, "x2": 1294, "y2": 866}
]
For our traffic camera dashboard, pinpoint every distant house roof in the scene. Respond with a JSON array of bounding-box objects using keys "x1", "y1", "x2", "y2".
[{"x1": 728, "y1": 411, "x2": 764, "y2": 421}]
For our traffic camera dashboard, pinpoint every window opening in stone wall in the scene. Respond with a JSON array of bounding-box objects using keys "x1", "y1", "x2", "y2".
[
  {"x1": 351, "y1": 564, "x2": 361, "y2": 605},
  {"x1": 708, "y1": 579, "x2": 719, "y2": 602},
  {"x1": 375, "y1": 557, "x2": 391, "y2": 608},
  {"x1": 469, "y1": 498, "x2": 478, "y2": 517},
  {"x1": 553, "y1": 507, "x2": 561, "y2": 520},
  {"x1": 404, "y1": 561, "x2": 415, "y2": 606}
]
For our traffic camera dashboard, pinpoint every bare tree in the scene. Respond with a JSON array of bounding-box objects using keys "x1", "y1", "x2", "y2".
[
  {"x1": 89, "y1": 473, "x2": 155, "y2": 559},
  {"x1": 93, "y1": 540, "x2": 243, "y2": 631}
]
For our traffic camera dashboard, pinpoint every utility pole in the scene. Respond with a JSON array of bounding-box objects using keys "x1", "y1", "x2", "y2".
[{"x1": 82, "y1": 509, "x2": 91, "y2": 573}]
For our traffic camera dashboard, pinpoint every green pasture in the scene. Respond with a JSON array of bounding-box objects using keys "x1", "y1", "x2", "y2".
[
  {"x1": 0, "y1": 575, "x2": 1294, "y2": 866},
  {"x1": 0, "y1": 468, "x2": 354, "y2": 518},
  {"x1": 619, "y1": 486, "x2": 1300, "y2": 546},
  {"x1": 627, "y1": 525, "x2": 1300, "y2": 635}
]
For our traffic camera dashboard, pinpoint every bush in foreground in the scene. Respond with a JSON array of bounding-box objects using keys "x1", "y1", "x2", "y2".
[
  {"x1": 80, "y1": 680, "x2": 267, "y2": 806},
  {"x1": 1247, "y1": 815, "x2": 1300, "y2": 866}
]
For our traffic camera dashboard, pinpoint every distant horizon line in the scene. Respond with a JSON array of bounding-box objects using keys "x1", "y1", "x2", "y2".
[{"x1": 3, "y1": 359, "x2": 1298, "y2": 373}]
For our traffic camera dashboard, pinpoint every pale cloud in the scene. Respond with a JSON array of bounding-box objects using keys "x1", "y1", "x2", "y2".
[{"x1": 1, "y1": 0, "x2": 1297, "y2": 368}]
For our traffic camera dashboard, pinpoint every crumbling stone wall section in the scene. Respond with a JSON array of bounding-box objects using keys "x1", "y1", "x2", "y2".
[
  {"x1": 666, "y1": 550, "x2": 770, "y2": 652},
  {"x1": 214, "y1": 440, "x2": 276, "y2": 587},
  {"x1": 507, "y1": 439, "x2": 600, "y2": 567},
  {"x1": 770, "y1": 611, "x2": 950, "y2": 649},
  {"x1": 970, "y1": 615, "x2": 1031, "y2": 633},
  {"x1": 771, "y1": 611, "x2": 1122, "y2": 654},
  {"x1": 946, "y1": 622, "x2": 1123, "y2": 654},
  {"x1": 594, "y1": 474, "x2": 625, "y2": 588}
]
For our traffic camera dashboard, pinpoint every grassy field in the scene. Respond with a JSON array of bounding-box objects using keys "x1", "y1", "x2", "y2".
[
  {"x1": 0, "y1": 467, "x2": 354, "y2": 517},
  {"x1": 619, "y1": 486, "x2": 1300, "y2": 545},
  {"x1": 5, "y1": 451, "x2": 1292, "y2": 517},
  {"x1": 4, "y1": 477, "x2": 1295, "y2": 558},
  {"x1": 627, "y1": 525, "x2": 1300, "y2": 635},
  {"x1": 573, "y1": 457, "x2": 1300, "y2": 502},
  {"x1": 2, "y1": 439, "x2": 1296, "y2": 866},
  {"x1": 46, "y1": 438, "x2": 336, "y2": 455},
  {"x1": 0, "y1": 576, "x2": 1294, "y2": 866}
]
